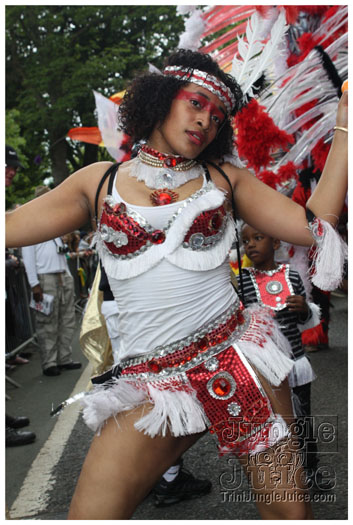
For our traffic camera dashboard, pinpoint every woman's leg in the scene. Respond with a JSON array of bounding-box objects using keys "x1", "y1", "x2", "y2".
[
  {"x1": 238, "y1": 376, "x2": 313, "y2": 520},
  {"x1": 68, "y1": 404, "x2": 203, "y2": 520}
]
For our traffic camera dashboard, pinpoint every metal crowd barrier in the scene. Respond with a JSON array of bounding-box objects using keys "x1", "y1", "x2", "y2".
[{"x1": 5, "y1": 261, "x2": 37, "y2": 359}]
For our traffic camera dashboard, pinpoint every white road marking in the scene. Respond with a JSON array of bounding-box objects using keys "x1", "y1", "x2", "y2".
[{"x1": 9, "y1": 363, "x2": 93, "y2": 519}]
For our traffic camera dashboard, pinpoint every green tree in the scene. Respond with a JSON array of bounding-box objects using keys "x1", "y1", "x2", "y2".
[
  {"x1": 6, "y1": 6, "x2": 185, "y2": 203},
  {"x1": 5, "y1": 109, "x2": 50, "y2": 209}
]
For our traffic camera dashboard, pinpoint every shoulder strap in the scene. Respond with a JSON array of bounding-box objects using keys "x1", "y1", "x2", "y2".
[
  {"x1": 202, "y1": 163, "x2": 212, "y2": 182},
  {"x1": 94, "y1": 163, "x2": 121, "y2": 222},
  {"x1": 205, "y1": 160, "x2": 238, "y2": 220},
  {"x1": 205, "y1": 160, "x2": 245, "y2": 304}
]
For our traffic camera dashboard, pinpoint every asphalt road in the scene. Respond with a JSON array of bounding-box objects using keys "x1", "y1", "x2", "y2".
[{"x1": 6, "y1": 294, "x2": 347, "y2": 520}]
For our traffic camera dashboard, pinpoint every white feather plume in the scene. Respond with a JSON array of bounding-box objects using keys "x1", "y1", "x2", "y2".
[
  {"x1": 260, "y1": 8, "x2": 347, "y2": 135},
  {"x1": 93, "y1": 90, "x2": 126, "y2": 162},
  {"x1": 177, "y1": 5, "x2": 196, "y2": 16},
  {"x1": 231, "y1": 9, "x2": 288, "y2": 98},
  {"x1": 178, "y1": 9, "x2": 205, "y2": 51}
]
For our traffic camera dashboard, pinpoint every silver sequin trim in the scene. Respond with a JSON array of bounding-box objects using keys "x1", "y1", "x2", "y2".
[
  {"x1": 100, "y1": 224, "x2": 129, "y2": 248},
  {"x1": 204, "y1": 357, "x2": 220, "y2": 372},
  {"x1": 308, "y1": 218, "x2": 324, "y2": 244},
  {"x1": 227, "y1": 402, "x2": 241, "y2": 417},
  {"x1": 120, "y1": 302, "x2": 251, "y2": 381},
  {"x1": 163, "y1": 66, "x2": 236, "y2": 113}
]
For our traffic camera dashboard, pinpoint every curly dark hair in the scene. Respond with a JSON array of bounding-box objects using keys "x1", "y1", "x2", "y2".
[{"x1": 118, "y1": 49, "x2": 244, "y2": 161}]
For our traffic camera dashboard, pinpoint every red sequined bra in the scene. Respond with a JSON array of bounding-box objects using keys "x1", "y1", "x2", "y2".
[{"x1": 95, "y1": 179, "x2": 236, "y2": 279}]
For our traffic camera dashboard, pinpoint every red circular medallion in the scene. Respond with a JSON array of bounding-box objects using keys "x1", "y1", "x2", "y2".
[
  {"x1": 212, "y1": 377, "x2": 232, "y2": 397},
  {"x1": 150, "y1": 189, "x2": 178, "y2": 206}
]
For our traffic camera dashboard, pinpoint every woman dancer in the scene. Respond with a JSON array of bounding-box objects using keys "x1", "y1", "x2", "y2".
[{"x1": 6, "y1": 50, "x2": 347, "y2": 519}]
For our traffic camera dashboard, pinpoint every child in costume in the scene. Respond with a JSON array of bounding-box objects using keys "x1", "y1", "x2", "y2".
[
  {"x1": 238, "y1": 223, "x2": 321, "y2": 485},
  {"x1": 6, "y1": 49, "x2": 347, "y2": 519}
]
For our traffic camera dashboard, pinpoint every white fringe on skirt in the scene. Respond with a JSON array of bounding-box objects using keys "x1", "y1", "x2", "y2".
[
  {"x1": 287, "y1": 354, "x2": 316, "y2": 388},
  {"x1": 81, "y1": 305, "x2": 295, "y2": 441},
  {"x1": 81, "y1": 376, "x2": 208, "y2": 437}
]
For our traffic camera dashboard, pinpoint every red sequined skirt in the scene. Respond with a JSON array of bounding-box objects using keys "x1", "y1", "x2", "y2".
[{"x1": 83, "y1": 303, "x2": 291, "y2": 456}]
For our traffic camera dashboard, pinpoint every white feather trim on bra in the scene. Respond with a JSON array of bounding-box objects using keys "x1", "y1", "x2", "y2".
[{"x1": 96, "y1": 183, "x2": 236, "y2": 279}]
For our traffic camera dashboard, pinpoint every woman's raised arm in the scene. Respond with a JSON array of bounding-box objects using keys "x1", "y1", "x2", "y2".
[
  {"x1": 224, "y1": 90, "x2": 348, "y2": 247},
  {"x1": 6, "y1": 162, "x2": 111, "y2": 248},
  {"x1": 306, "y1": 90, "x2": 348, "y2": 220}
]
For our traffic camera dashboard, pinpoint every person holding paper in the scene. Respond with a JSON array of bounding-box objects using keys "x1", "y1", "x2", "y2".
[{"x1": 21, "y1": 186, "x2": 81, "y2": 376}]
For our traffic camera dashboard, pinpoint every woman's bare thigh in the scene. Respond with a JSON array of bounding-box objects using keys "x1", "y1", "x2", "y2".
[{"x1": 68, "y1": 404, "x2": 203, "y2": 520}]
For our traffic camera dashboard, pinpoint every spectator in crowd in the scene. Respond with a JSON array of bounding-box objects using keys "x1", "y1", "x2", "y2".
[
  {"x1": 5, "y1": 253, "x2": 30, "y2": 365},
  {"x1": 5, "y1": 145, "x2": 36, "y2": 447},
  {"x1": 21, "y1": 186, "x2": 81, "y2": 377},
  {"x1": 76, "y1": 231, "x2": 96, "y2": 299},
  {"x1": 5, "y1": 145, "x2": 23, "y2": 187},
  {"x1": 62, "y1": 231, "x2": 81, "y2": 254},
  {"x1": 77, "y1": 231, "x2": 93, "y2": 252}
]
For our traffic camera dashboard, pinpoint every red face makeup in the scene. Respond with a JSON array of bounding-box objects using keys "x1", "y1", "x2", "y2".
[{"x1": 175, "y1": 89, "x2": 226, "y2": 127}]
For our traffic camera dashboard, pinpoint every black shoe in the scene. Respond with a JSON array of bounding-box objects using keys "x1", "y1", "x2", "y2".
[
  {"x1": 43, "y1": 366, "x2": 61, "y2": 376},
  {"x1": 153, "y1": 464, "x2": 212, "y2": 507},
  {"x1": 6, "y1": 427, "x2": 36, "y2": 447},
  {"x1": 6, "y1": 414, "x2": 30, "y2": 429},
  {"x1": 58, "y1": 362, "x2": 82, "y2": 371}
]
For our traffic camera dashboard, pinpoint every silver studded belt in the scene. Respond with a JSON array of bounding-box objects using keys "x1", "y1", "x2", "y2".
[{"x1": 120, "y1": 302, "x2": 250, "y2": 381}]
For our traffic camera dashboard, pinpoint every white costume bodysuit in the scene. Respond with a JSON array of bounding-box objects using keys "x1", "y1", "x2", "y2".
[{"x1": 82, "y1": 159, "x2": 294, "y2": 455}]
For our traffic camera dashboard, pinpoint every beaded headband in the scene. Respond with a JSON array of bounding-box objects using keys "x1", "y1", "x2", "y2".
[{"x1": 163, "y1": 66, "x2": 236, "y2": 114}]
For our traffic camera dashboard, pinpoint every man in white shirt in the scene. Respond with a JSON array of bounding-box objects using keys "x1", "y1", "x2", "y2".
[{"x1": 22, "y1": 186, "x2": 81, "y2": 376}]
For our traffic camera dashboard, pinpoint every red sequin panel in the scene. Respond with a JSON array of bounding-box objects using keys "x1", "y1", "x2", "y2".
[
  {"x1": 252, "y1": 266, "x2": 291, "y2": 309},
  {"x1": 183, "y1": 206, "x2": 226, "y2": 243},
  {"x1": 185, "y1": 346, "x2": 271, "y2": 451},
  {"x1": 100, "y1": 204, "x2": 166, "y2": 256}
]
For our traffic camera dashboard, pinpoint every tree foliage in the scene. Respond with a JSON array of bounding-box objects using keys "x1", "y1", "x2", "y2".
[{"x1": 6, "y1": 6, "x2": 185, "y2": 205}]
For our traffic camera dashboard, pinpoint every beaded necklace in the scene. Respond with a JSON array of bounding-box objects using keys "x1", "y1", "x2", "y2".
[{"x1": 131, "y1": 145, "x2": 203, "y2": 206}]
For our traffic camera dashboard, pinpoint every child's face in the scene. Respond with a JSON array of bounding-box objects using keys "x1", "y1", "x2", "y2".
[
  {"x1": 242, "y1": 225, "x2": 278, "y2": 269},
  {"x1": 148, "y1": 83, "x2": 227, "y2": 159}
]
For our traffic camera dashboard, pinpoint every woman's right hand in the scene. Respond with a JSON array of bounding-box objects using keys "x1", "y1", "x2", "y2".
[
  {"x1": 336, "y1": 90, "x2": 348, "y2": 130},
  {"x1": 32, "y1": 284, "x2": 43, "y2": 303}
]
